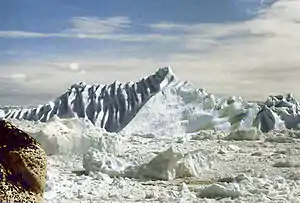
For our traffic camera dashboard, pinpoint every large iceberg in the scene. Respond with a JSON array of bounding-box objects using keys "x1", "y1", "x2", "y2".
[
  {"x1": 4, "y1": 67, "x2": 175, "y2": 132},
  {"x1": 3, "y1": 67, "x2": 300, "y2": 133}
]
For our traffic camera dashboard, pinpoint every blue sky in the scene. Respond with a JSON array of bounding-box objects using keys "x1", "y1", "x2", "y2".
[
  {"x1": 0, "y1": 0, "x2": 272, "y2": 62},
  {"x1": 1, "y1": 0, "x2": 267, "y2": 30},
  {"x1": 1, "y1": 0, "x2": 300, "y2": 105}
]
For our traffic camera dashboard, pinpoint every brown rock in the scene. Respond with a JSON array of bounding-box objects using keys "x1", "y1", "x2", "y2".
[{"x1": 0, "y1": 120, "x2": 47, "y2": 203}]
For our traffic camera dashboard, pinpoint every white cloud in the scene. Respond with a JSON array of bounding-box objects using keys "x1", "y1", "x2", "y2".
[
  {"x1": 69, "y1": 62, "x2": 79, "y2": 71},
  {"x1": 0, "y1": 16, "x2": 133, "y2": 38},
  {"x1": 10, "y1": 73, "x2": 27, "y2": 81},
  {"x1": 68, "y1": 16, "x2": 131, "y2": 34},
  {"x1": 1, "y1": 0, "x2": 300, "y2": 105},
  {"x1": 0, "y1": 73, "x2": 27, "y2": 81},
  {"x1": 0, "y1": 16, "x2": 179, "y2": 42},
  {"x1": 0, "y1": 31, "x2": 50, "y2": 38},
  {"x1": 0, "y1": 31, "x2": 177, "y2": 43},
  {"x1": 70, "y1": 33, "x2": 178, "y2": 42}
]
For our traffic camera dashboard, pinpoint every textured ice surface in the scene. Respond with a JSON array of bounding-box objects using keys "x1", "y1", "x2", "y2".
[
  {"x1": 36, "y1": 128, "x2": 300, "y2": 203},
  {"x1": 2, "y1": 67, "x2": 300, "y2": 202},
  {"x1": 8, "y1": 114, "x2": 300, "y2": 203}
]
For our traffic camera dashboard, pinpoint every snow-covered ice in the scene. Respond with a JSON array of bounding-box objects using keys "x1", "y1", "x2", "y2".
[
  {"x1": 11, "y1": 117, "x2": 300, "y2": 202},
  {"x1": 3, "y1": 67, "x2": 300, "y2": 202}
]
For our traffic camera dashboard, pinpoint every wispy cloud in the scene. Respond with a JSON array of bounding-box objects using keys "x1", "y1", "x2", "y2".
[
  {"x1": 68, "y1": 16, "x2": 131, "y2": 34},
  {"x1": 0, "y1": 31, "x2": 52, "y2": 38},
  {"x1": 1, "y1": 0, "x2": 300, "y2": 105},
  {"x1": 0, "y1": 73, "x2": 27, "y2": 82},
  {"x1": 0, "y1": 16, "x2": 177, "y2": 42}
]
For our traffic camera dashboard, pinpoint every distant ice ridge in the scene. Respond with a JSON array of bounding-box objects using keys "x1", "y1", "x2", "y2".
[
  {"x1": 4, "y1": 67, "x2": 176, "y2": 133},
  {"x1": 120, "y1": 81, "x2": 257, "y2": 136},
  {"x1": 121, "y1": 81, "x2": 300, "y2": 135},
  {"x1": 3, "y1": 66, "x2": 300, "y2": 134}
]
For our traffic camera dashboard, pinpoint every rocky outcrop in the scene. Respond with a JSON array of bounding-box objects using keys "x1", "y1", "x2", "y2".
[{"x1": 0, "y1": 120, "x2": 47, "y2": 203}]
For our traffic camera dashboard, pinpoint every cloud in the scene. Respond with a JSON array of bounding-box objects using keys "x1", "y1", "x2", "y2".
[
  {"x1": 0, "y1": 73, "x2": 27, "y2": 81},
  {"x1": 0, "y1": 31, "x2": 177, "y2": 43},
  {"x1": 0, "y1": 16, "x2": 177, "y2": 43},
  {"x1": 10, "y1": 73, "x2": 27, "y2": 81},
  {"x1": 139, "y1": 0, "x2": 300, "y2": 98},
  {"x1": 0, "y1": 16, "x2": 133, "y2": 38},
  {"x1": 1, "y1": 0, "x2": 300, "y2": 105},
  {"x1": 68, "y1": 16, "x2": 131, "y2": 34},
  {"x1": 0, "y1": 31, "x2": 51, "y2": 38},
  {"x1": 69, "y1": 62, "x2": 79, "y2": 71}
]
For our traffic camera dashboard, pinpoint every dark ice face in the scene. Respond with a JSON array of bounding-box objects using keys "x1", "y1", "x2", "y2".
[{"x1": 155, "y1": 67, "x2": 170, "y2": 82}]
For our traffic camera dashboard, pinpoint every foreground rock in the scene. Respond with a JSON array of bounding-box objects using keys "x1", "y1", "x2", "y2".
[{"x1": 0, "y1": 120, "x2": 47, "y2": 202}]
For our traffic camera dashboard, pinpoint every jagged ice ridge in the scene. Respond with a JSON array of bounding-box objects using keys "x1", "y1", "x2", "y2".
[
  {"x1": 2, "y1": 66, "x2": 300, "y2": 133},
  {"x1": 4, "y1": 67, "x2": 175, "y2": 132}
]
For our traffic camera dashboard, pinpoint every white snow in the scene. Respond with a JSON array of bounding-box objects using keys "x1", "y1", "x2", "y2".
[
  {"x1": 8, "y1": 113, "x2": 300, "y2": 203},
  {"x1": 11, "y1": 117, "x2": 117, "y2": 155},
  {"x1": 3, "y1": 68, "x2": 300, "y2": 202}
]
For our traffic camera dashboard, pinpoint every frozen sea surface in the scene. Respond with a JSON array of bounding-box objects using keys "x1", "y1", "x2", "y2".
[
  {"x1": 8, "y1": 116, "x2": 300, "y2": 203},
  {"x1": 3, "y1": 67, "x2": 300, "y2": 202}
]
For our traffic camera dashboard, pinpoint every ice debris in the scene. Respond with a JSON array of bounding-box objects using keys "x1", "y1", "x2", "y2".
[
  {"x1": 83, "y1": 146, "x2": 215, "y2": 181},
  {"x1": 83, "y1": 147, "x2": 128, "y2": 177},
  {"x1": 225, "y1": 127, "x2": 262, "y2": 141},
  {"x1": 197, "y1": 183, "x2": 242, "y2": 199}
]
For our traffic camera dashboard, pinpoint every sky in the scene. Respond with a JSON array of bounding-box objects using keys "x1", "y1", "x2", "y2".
[{"x1": 1, "y1": 0, "x2": 300, "y2": 105}]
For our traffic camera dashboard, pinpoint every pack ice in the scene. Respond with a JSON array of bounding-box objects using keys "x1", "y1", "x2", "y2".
[{"x1": 3, "y1": 67, "x2": 300, "y2": 202}]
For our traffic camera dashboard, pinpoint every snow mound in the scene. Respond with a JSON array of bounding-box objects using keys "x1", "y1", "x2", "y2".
[
  {"x1": 83, "y1": 147, "x2": 128, "y2": 177},
  {"x1": 83, "y1": 146, "x2": 216, "y2": 181},
  {"x1": 135, "y1": 146, "x2": 184, "y2": 180},
  {"x1": 225, "y1": 128, "x2": 263, "y2": 141},
  {"x1": 197, "y1": 183, "x2": 242, "y2": 199},
  {"x1": 10, "y1": 117, "x2": 119, "y2": 155}
]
